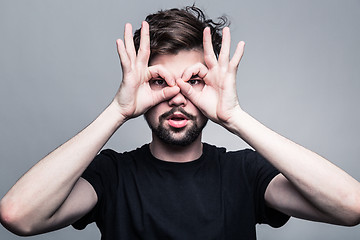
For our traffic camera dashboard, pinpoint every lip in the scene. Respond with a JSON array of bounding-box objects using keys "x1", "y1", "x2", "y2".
[
  {"x1": 167, "y1": 113, "x2": 189, "y2": 120},
  {"x1": 167, "y1": 113, "x2": 189, "y2": 128}
]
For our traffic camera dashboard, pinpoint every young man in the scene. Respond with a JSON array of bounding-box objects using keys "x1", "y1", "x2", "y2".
[{"x1": 1, "y1": 6, "x2": 360, "y2": 240}]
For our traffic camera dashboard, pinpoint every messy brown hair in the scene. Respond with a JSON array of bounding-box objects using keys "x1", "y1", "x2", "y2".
[{"x1": 133, "y1": 5, "x2": 228, "y2": 62}]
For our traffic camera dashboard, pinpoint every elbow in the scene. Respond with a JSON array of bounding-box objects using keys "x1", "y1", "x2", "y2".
[
  {"x1": 345, "y1": 206, "x2": 360, "y2": 227},
  {"x1": 0, "y1": 198, "x2": 36, "y2": 236},
  {"x1": 338, "y1": 191, "x2": 360, "y2": 227},
  {"x1": 341, "y1": 212, "x2": 360, "y2": 227}
]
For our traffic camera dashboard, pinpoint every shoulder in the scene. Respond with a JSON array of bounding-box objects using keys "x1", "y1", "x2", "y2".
[
  {"x1": 203, "y1": 143, "x2": 273, "y2": 174},
  {"x1": 89, "y1": 144, "x2": 149, "y2": 170},
  {"x1": 203, "y1": 142, "x2": 259, "y2": 162}
]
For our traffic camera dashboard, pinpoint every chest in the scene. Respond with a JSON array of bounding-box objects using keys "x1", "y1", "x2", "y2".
[{"x1": 99, "y1": 159, "x2": 257, "y2": 239}]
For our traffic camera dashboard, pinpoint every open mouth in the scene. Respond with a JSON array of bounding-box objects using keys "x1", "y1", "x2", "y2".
[{"x1": 167, "y1": 113, "x2": 189, "y2": 128}]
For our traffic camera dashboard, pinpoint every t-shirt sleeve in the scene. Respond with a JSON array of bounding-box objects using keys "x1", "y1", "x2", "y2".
[
  {"x1": 72, "y1": 149, "x2": 118, "y2": 230},
  {"x1": 246, "y1": 150, "x2": 290, "y2": 227}
]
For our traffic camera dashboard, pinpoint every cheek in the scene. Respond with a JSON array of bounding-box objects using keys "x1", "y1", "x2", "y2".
[
  {"x1": 145, "y1": 105, "x2": 163, "y2": 125},
  {"x1": 192, "y1": 104, "x2": 208, "y2": 124},
  {"x1": 144, "y1": 110, "x2": 157, "y2": 125},
  {"x1": 198, "y1": 113, "x2": 208, "y2": 125},
  {"x1": 187, "y1": 101, "x2": 204, "y2": 117}
]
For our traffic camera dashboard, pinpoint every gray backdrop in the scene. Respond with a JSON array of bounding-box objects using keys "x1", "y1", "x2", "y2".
[{"x1": 1, "y1": 0, "x2": 360, "y2": 239}]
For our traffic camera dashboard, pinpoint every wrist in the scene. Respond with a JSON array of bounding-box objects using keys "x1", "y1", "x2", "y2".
[
  {"x1": 221, "y1": 107, "x2": 247, "y2": 135},
  {"x1": 104, "y1": 101, "x2": 128, "y2": 128}
]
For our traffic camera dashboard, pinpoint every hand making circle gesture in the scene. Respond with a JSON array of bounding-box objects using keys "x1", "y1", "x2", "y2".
[
  {"x1": 113, "y1": 21, "x2": 180, "y2": 120},
  {"x1": 176, "y1": 27, "x2": 245, "y2": 127}
]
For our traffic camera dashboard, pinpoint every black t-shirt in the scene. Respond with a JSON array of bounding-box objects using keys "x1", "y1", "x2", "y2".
[{"x1": 73, "y1": 143, "x2": 289, "y2": 239}]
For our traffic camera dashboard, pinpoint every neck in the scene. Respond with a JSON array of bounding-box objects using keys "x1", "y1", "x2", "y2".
[{"x1": 149, "y1": 134, "x2": 203, "y2": 163}]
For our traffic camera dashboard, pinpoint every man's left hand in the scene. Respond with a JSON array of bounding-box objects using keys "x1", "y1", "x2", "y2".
[{"x1": 176, "y1": 27, "x2": 245, "y2": 128}]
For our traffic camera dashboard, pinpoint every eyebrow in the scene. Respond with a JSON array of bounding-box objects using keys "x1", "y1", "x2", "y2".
[{"x1": 190, "y1": 74, "x2": 201, "y2": 79}]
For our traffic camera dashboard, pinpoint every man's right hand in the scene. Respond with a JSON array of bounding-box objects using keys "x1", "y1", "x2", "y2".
[
  {"x1": 113, "y1": 21, "x2": 180, "y2": 120},
  {"x1": 0, "y1": 22, "x2": 181, "y2": 236}
]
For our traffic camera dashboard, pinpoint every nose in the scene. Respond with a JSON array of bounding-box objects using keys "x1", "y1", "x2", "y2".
[{"x1": 168, "y1": 92, "x2": 187, "y2": 107}]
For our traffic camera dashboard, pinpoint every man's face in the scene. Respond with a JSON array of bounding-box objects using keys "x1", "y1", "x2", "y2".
[{"x1": 144, "y1": 50, "x2": 208, "y2": 146}]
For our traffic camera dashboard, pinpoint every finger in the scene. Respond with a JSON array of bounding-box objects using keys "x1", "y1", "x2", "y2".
[
  {"x1": 181, "y1": 62, "x2": 208, "y2": 82},
  {"x1": 229, "y1": 41, "x2": 245, "y2": 73},
  {"x1": 176, "y1": 78, "x2": 201, "y2": 103},
  {"x1": 203, "y1": 27, "x2": 217, "y2": 69},
  {"x1": 123, "y1": 23, "x2": 136, "y2": 62},
  {"x1": 162, "y1": 86, "x2": 180, "y2": 100},
  {"x1": 218, "y1": 27, "x2": 231, "y2": 66},
  {"x1": 116, "y1": 39, "x2": 130, "y2": 74},
  {"x1": 148, "y1": 65, "x2": 175, "y2": 86},
  {"x1": 137, "y1": 21, "x2": 151, "y2": 65},
  {"x1": 152, "y1": 85, "x2": 180, "y2": 104}
]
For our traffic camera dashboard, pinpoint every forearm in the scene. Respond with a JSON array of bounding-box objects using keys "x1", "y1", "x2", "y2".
[
  {"x1": 0, "y1": 101, "x2": 125, "y2": 229},
  {"x1": 226, "y1": 108, "x2": 360, "y2": 223}
]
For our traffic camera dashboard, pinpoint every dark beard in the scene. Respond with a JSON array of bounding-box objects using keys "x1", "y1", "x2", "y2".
[{"x1": 145, "y1": 107, "x2": 207, "y2": 146}]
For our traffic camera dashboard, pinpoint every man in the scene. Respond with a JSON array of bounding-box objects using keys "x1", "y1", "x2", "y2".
[{"x1": 0, "y1": 6, "x2": 359, "y2": 240}]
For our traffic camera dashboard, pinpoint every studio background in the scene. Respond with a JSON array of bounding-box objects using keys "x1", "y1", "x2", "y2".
[{"x1": 1, "y1": 0, "x2": 360, "y2": 239}]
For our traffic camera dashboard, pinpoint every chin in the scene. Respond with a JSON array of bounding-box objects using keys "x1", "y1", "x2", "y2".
[
  {"x1": 145, "y1": 110, "x2": 208, "y2": 146},
  {"x1": 154, "y1": 123, "x2": 207, "y2": 147}
]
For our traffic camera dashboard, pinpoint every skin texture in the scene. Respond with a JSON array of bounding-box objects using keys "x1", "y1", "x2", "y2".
[{"x1": 0, "y1": 20, "x2": 360, "y2": 237}]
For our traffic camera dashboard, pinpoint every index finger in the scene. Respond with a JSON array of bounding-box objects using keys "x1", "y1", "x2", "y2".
[
  {"x1": 148, "y1": 65, "x2": 176, "y2": 87},
  {"x1": 181, "y1": 62, "x2": 209, "y2": 83}
]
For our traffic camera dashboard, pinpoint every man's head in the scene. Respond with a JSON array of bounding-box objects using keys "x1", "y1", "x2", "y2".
[
  {"x1": 144, "y1": 50, "x2": 208, "y2": 146},
  {"x1": 133, "y1": 5, "x2": 228, "y2": 63},
  {"x1": 136, "y1": 6, "x2": 228, "y2": 146}
]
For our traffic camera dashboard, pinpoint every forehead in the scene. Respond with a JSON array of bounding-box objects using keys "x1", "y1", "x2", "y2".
[{"x1": 149, "y1": 50, "x2": 204, "y2": 76}]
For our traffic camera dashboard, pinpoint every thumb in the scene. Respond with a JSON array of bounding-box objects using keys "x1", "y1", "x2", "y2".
[
  {"x1": 152, "y1": 85, "x2": 180, "y2": 105},
  {"x1": 176, "y1": 78, "x2": 201, "y2": 104}
]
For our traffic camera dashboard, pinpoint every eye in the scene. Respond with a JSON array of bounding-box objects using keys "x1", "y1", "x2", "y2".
[
  {"x1": 153, "y1": 79, "x2": 166, "y2": 85},
  {"x1": 186, "y1": 75, "x2": 205, "y2": 90},
  {"x1": 150, "y1": 78, "x2": 168, "y2": 90},
  {"x1": 187, "y1": 79, "x2": 202, "y2": 85}
]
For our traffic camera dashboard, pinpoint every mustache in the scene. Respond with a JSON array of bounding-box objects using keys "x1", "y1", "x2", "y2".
[{"x1": 159, "y1": 107, "x2": 195, "y2": 121}]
